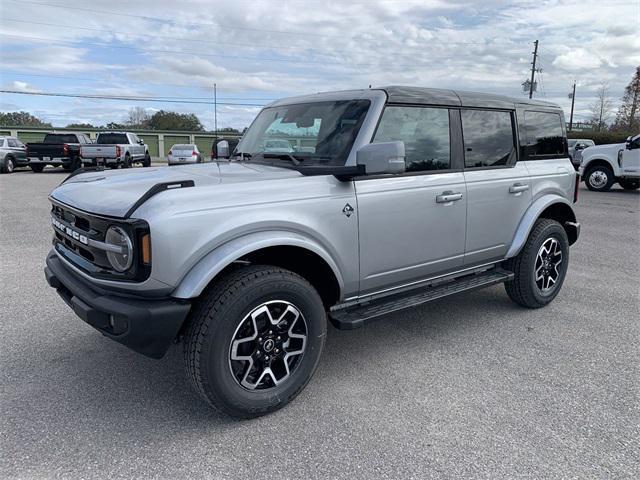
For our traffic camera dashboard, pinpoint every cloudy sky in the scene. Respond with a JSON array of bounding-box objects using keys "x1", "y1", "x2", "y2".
[{"x1": 1, "y1": 0, "x2": 639, "y2": 130}]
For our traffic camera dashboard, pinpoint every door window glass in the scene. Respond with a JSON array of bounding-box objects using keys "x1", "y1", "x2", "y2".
[
  {"x1": 374, "y1": 106, "x2": 450, "y2": 172},
  {"x1": 7, "y1": 139, "x2": 18, "y2": 147},
  {"x1": 461, "y1": 110, "x2": 516, "y2": 168}
]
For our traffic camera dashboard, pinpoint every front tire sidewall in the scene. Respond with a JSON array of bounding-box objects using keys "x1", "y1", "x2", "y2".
[
  {"x1": 192, "y1": 270, "x2": 326, "y2": 417},
  {"x1": 2, "y1": 157, "x2": 14, "y2": 173},
  {"x1": 585, "y1": 165, "x2": 614, "y2": 191}
]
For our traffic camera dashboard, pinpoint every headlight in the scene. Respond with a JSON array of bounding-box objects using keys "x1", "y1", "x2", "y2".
[{"x1": 105, "y1": 226, "x2": 133, "y2": 272}]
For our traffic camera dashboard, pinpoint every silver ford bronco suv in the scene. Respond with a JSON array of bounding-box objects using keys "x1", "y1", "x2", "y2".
[{"x1": 45, "y1": 87, "x2": 580, "y2": 418}]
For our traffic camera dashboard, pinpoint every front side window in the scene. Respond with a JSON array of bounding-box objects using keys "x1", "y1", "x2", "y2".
[
  {"x1": 522, "y1": 111, "x2": 566, "y2": 159},
  {"x1": 237, "y1": 100, "x2": 370, "y2": 166},
  {"x1": 373, "y1": 106, "x2": 450, "y2": 172},
  {"x1": 462, "y1": 110, "x2": 516, "y2": 168},
  {"x1": 7, "y1": 139, "x2": 18, "y2": 147}
]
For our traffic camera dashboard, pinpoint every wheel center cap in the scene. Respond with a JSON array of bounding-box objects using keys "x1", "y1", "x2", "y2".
[{"x1": 263, "y1": 338, "x2": 275, "y2": 352}]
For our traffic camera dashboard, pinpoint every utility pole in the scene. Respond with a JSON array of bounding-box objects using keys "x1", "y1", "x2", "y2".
[
  {"x1": 528, "y1": 40, "x2": 539, "y2": 99},
  {"x1": 213, "y1": 83, "x2": 218, "y2": 136},
  {"x1": 568, "y1": 81, "x2": 576, "y2": 132}
]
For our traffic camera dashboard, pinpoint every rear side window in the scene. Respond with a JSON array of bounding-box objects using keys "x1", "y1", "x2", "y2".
[
  {"x1": 521, "y1": 111, "x2": 566, "y2": 159},
  {"x1": 374, "y1": 106, "x2": 450, "y2": 172},
  {"x1": 461, "y1": 110, "x2": 516, "y2": 168}
]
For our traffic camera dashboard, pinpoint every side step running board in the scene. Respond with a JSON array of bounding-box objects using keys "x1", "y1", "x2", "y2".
[{"x1": 329, "y1": 269, "x2": 514, "y2": 330}]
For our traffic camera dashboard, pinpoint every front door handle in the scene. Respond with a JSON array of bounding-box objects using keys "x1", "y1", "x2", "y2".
[
  {"x1": 436, "y1": 191, "x2": 463, "y2": 203},
  {"x1": 509, "y1": 183, "x2": 530, "y2": 194}
]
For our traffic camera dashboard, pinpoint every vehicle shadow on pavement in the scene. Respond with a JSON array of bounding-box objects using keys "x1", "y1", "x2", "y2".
[{"x1": 4, "y1": 285, "x2": 524, "y2": 428}]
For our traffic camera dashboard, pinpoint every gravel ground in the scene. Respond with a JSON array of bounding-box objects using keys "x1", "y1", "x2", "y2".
[{"x1": 1, "y1": 167, "x2": 638, "y2": 479}]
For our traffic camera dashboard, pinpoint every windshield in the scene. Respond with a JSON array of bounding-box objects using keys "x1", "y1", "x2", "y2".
[
  {"x1": 97, "y1": 133, "x2": 128, "y2": 144},
  {"x1": 236, "y1": 100, "x2": 370, "y2": 166}
]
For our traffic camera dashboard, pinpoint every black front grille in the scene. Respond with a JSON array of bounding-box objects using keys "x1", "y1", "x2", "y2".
[{"x1": 50, "y1": 199, "x2": 151, "y2": 282}]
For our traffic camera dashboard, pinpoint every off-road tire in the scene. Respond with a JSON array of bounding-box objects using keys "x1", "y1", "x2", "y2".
[
  {"x1": 67, "y1": 155, "x2": 82, "y2": 172},
  {"x1": 142, "y1": 153, "x2": 151, "y2": 167},
  {"x1": 584, "y1": 164, "x2": 615, "y2": 191},
  {"x1": 618, "y1": 179, "x2": 640, "y2": 190},
  {"x1": 183, "y1": 265, "x2": 326, "y2": 418},
  {"x1": 1, "y1": 156, "x2": 14, "y2": 173},
  {"x1": 30, "y1": 164, "x2": 45, "y2": 173},
  {"x1": 503, "y1": 218, "x2": 569, "y2": 308}
]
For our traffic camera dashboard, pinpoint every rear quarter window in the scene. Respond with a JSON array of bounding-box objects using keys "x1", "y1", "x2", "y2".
[{"x1": 521, "y1": 111, "x2": 566, "y2": 159}]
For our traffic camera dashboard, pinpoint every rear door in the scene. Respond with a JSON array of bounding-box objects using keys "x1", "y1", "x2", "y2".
[
  {"x1": 7, "y1": 138, "x2": 27, "y2": 162},
  {"x1": 356, "y1": 105, "x2": 467, "y2": 295},
  {"x1": 461, "y1": 108, "x2": 532, "y2": 266}
]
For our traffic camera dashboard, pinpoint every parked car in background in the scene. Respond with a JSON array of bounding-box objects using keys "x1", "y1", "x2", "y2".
[
  {"x1": 0, "y1": 136, "x2": 28, "y2": 173},
  {"x1": 211, "y1": 137, "x2": 239, "y2": 160},
  {"x1": 167, "y1": 144, "x2": 204, "y2": 165},
  {"x1": 80, "y1": 132, "x2": 150, "y2": 168},
  {"x1": 27, "y1": 132, "x2": 92, "y2": 172},
  {"x1": 578, "y1": 134, "x2": 640, "y2": 191},
  {"x1": 568, "y1": 138, "x2": 595, "y2": 169},
  {"x1": 44, "y1": 86, "x2": 580, "y2": 418}
]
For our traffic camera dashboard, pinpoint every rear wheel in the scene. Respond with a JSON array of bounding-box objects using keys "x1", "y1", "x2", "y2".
[
  {"x1": 30, "y1": 164, "x2": 45, "y2": 173},
  {"x1": 1, "y1": 156, "x2": 14, "y2": 173},
  {"x1": 183, "y1": 265, "x2": 326, "y2": 418},
  {"x1": 503, "y1": 218, "x2": 569, "y2": 308},
  {"x1": 618, "y1": 178, "x2": 640, "y2": 190},
  {"x1": 67, "y1": 155, "x2": 82, "y2": 172},
  {"x1": 585, "y1": 164, "x2": 615, "y2": 191},
  {"x1": 122, "y1": 153, "x2": 132, "y2": 168}
]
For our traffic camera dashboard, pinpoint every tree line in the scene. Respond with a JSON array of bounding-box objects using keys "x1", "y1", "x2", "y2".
[{"x1": 0, "y1": 107, "x2": 242, "y2": 133}]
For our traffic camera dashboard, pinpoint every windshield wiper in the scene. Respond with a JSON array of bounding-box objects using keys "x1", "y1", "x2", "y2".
[{"x1": 261, "y1": 152, "x2": 304, "y2": 165}]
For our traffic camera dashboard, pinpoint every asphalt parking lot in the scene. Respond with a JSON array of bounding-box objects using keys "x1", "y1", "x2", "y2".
[{"x1": 1, "y1": 167, "x2": 638, "y2": 479}]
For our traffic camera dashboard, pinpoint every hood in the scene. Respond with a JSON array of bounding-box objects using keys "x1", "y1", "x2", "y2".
[
  {"x1": 50, "y1": 162, "x2": 302, "y2": 218},
  {"x1": 583, "y1": 142, "x2": 624, "y2": 154}
]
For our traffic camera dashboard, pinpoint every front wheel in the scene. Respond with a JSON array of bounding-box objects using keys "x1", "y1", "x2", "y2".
[
  {"x1": 618, "y1": 179, "x2": 640, "y2": 190},
  {"x1": 183, "y1": 265, "x2": 326, "y2": 418},
  {"x1": 585, "y1": 164, "x2": 615, "y2": 191},
  {"x1": 1, "y1": 156, "x2": 14, "y2": 173},
  {"x1": 142, "y1": 153, "x2": 151, "y2": 167},
  {"x1": 503, "y1": 218, "x2": 569, "y2": 308}
]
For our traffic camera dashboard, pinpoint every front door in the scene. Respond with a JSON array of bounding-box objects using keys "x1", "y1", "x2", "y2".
[
  {"x1": 356, "y1": 105, "x2": 467, "y2": 295},
  {"x1": 459, "y1": 109, "x2": 532, "y2": 265},
  {"x1": 621, "y1": 135, "x2": 640, "y2": 176}
]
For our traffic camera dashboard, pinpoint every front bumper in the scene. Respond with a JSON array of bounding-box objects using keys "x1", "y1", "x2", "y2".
[{"x1": 45, "y1": 251, "x2": 191, "y2": 358}]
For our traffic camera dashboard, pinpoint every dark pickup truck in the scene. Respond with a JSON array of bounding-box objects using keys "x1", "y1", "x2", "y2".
[{"x1": 27, "y1": 132, "x2": 93, "y2": 172}]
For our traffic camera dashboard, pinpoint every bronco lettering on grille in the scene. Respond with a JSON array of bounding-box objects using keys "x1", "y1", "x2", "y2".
[{"x1": 51, "y1": 217, "x2": 89, "y2": 245}]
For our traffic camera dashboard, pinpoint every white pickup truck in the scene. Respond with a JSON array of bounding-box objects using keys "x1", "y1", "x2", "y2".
[
  {"x1": 578, "y1": 134, "x2": 640, "y2": 191},
  {"x1": 80, "y1": 132, "x2": 151, "y2": 168}
]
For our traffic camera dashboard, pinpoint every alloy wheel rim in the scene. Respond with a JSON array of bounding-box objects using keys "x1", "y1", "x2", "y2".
[
  {"x1": 535, "y1": 237, "x2": 563, "y2": 292},
  {"x1": 229, "y1": 300, "x2": 307, "y2": 391},
  {"x1": 7, "y1": 158, "x2": 14, "y2": 172},
  {"x1": 589, "y1": 170, "x2": 607, "y2": 188}
]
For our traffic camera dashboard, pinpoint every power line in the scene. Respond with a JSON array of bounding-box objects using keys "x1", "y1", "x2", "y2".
[
  {"x1": 0, "y1": 90, "x2": 268, "y2": 106},
  {"x1": 6, "y1": 0, "x2": 344, "y2": 39}
]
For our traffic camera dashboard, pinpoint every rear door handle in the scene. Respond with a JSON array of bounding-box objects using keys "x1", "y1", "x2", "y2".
[
  {"x1": 436, "y1": 191, "x2": 463, "y2": 203},
  {"x1": 509, "y1": 183, "x2": 530, "y2": 194}
]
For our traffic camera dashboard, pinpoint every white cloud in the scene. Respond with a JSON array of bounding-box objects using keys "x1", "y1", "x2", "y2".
[{"x1": 1, "y1": 0, "x2": 638, "y2": 127}]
